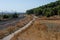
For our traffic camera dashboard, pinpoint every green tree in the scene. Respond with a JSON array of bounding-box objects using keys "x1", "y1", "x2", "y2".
[
  {"x1": 43, "y1": 8, "x2": 54, "y2": 17},
  {"x1": 12, "y1": 13, "x2": 18, "y2": 18},
  {"x1": 26, "y1": 9, "x2": 34, "y2": 15},
  {"x1": 34, "y1": 8, "x2": 43, "y2": 16},
  {"x1": 58, "y1": 10, "x2": 60, "y2": 16},
  {"x1": 3, "y1": 15, "x2": 9, "y2": 19},
  {"x1": 26, "y1": 0, "x2": 60, "y2": 17}
]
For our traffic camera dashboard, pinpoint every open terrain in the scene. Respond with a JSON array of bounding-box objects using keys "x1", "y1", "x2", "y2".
[
  {"x1": 0, "y1": 17, "x2": 25, "y2": 30},
  {"x1": 11, "y1": 18, "x2": 60, "y2": 40},
  {"x1": 0, "y1": 15, "x2": 33, "y2": 39},
  {"x1": 0, "y1": 13, "x2": 25, "y2": 30}
]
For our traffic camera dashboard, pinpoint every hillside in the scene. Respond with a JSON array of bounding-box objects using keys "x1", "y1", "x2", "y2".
[
  {"x1": 26, "y1": 0, "x2": 60, "y2": 17},
  {"x1": 11, "y1": 18, "x2": 60, "y2": 40}
]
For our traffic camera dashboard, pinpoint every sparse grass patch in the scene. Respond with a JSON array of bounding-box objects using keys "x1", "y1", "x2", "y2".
[
  {"x1": 11, "y1": 19, "x2": 60, "y2": 40},
  {"x1": 0, "y1": 15, "x2": 33, "y2": 39}
]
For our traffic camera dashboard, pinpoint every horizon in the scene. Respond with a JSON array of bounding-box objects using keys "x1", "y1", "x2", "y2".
[{"x1": 0, "y1": 0, "x2": 56, "y2": 12}]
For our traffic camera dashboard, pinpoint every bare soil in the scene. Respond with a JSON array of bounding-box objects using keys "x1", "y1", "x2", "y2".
[
  {"x1": 11, "y1": 19, "x2": 60, "y2": 40},
  {"x1": 0, "y1": 15, "x2": 33, "y2": 39}
]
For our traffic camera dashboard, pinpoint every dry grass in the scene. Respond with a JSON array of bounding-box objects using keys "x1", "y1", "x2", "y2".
[
  {"x1": 0, "y1": 15, "x2": 33, "y2": 39},
  {"x1": 11, "y1": 19, "x2": 60, "y2": 40},
  {"x1": 39, "y1": 16, "x2": 60, "y2": 20}
]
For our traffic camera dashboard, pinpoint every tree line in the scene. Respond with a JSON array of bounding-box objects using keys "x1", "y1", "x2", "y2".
[
  {"x1": 26, "y1": 0, "x2": 60, "y2": 17},
  {"x1": 0, "y1": 13, "x2": 19, "y2": 20}
]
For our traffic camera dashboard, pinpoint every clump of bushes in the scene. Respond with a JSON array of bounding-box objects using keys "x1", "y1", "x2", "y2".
[
  {"x1": 26, "y1": 1, "x2": 60, "y2": 17},
  {"x1": 12, "y1": 13, "x2": 18, "y2": 18},
  {"x1": 3, "y1": 15, "x2": 10, "y2": 19},
  {"x1": 1, "y1": 13, "x2": 19, "y2": 20}
]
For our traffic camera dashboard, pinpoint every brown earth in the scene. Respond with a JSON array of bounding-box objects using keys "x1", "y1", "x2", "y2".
[
  {"x1": 0, "y1": 15, "x2": 33, "y2": 39},
  {"x1": 11, "y1": 18, "x2": 60, "y2": 40}
]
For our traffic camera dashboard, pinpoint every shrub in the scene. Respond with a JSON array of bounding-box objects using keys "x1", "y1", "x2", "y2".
[
  {"x1": 58, "y1": 10, "x2": 60, "y2": 15},
  {"x1": 3, "y1": 15, "x2": 9, "y2": 19},
  {"x1": 12, "y1": 13, "x2": 18, "y2": 18}
]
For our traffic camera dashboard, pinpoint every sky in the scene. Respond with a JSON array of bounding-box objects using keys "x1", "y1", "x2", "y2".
[{"x1": 0, "y1": 0, "x2": 56, "y2": 12}]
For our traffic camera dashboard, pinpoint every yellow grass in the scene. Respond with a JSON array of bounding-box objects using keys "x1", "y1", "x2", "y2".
[
  {"x1": 0, "y1": 15, "x2": 33, "y2": 39},
  {"x1": 11, "y1": 19, "x2": 60, "y2": 40}
]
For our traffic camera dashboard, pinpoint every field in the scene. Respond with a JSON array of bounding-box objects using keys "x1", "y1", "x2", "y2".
[
  {"x1": 11, "y1": 18, "x2": 60, "y2": 40},
  {"x1": 0, "y1": 15, "x2": 33, "y2": 39}
]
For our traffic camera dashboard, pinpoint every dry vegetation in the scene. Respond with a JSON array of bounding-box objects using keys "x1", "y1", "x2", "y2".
[
  {"x1": 11, "y1": 19, "x2": 60, "y2": 40},
  {"x1": 38, "y1": 16, "x2": 60, "y2": 20},
  {"x1": 0, "y1": 15, "x2": 33, "y2": 39}
]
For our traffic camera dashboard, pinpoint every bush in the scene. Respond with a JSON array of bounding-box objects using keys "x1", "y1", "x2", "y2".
[
  {"x1": 12, "y1": 13, "x2": 18, "y2": 18},
  {"x1": 58, "y1": 10, "x2": 60, "y2": 15},
  {"x1": 45, "y1": 12, "x2": 51, "y2": 17},
  {"x1": 3, "y1": 15, "x2": 9, "y2": 19}
]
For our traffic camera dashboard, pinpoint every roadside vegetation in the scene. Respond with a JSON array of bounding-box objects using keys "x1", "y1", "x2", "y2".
[
  {"x1": 0, "y1": 13, "x2": 19, "y2": 21},
  {"x1": 0, "y1": 15, "x2": 33, "y2": 39}
]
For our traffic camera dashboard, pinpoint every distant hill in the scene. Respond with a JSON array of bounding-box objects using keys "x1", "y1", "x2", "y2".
[{"x1": 26, "y1": 0, "x2": 60, "y2": 17}]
